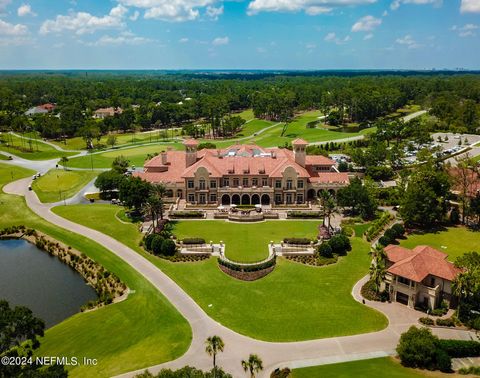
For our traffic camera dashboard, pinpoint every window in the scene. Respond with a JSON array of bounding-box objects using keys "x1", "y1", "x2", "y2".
[
  {"x1": 286, "y1": 193, "x2": 293, "y2": 204},
  {"x1": 243, "y1": 178, "x2": 249, "y2": 187},
  {"x1": 297, "y1": 180, "x2": 304, "y2": 189},
  {"x1": 223, "y1": 178, "x2": 229, "y2": 187},
  {"x1": 187, "y1": 180, "x2": 194, "y2": 189},
  {"x1": 188, "y1": 194, "x2": 195, "y2": 203},
  {"x1": 275, "y1": 180, "x2": 282, "y2": 188},
  {"x1": 297, "y1": 194, "x2": 304, "y2": 203},
  {"x1": 199, "y1": 194, "x2": 206, "y2": 204},
  {"x1": 275, "y1": 194, "x2": 282, "y2": 204},
  {"x1": 210, "y1": 180, "x2": 217, "y2": 189},
  {"x1": 262, "y1": 178, "x2": 268, "y2": 187},
  {"x1": 430, "y1": 277, "x2": 435, "y2": 287},
  {"x1": 210, "y1": 194, "x2": 217, "y2": 202},
  {"x1": 286, "y1": 180, "x2": 293, "y2": 190},
  {"x1": 398, "y1": 276, "x2": 411, "y2": 286},
  {"x1": 252, "y1": 178, "x2": 258, "y2": 187},
  {"x1": 199, "y1": 179, "x2": 206, "y2": 190},
  {"x1": 233, "y1": 178, "x2": 239, "y2": 187}
]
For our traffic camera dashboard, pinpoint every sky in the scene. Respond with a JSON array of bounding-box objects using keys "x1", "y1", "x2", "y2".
[{"x1": 0, "y1": 0, "x2": 479, "y2": 70}]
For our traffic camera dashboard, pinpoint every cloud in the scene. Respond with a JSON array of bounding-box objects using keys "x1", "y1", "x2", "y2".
[
  {"x1": 0, "y1": 19, "x2": 29, "y2": 35},
  {"x1": 118, "y1": 0, "x2": 217, "y2": 22},
  {"x1": 17, "y1": 4, "x2": 35, "y2": 17},
  {"x1": 130, "y1": 10, "x2": 140, "y2": 21},
  {"x1": 461, "y1": 0, "x2": 480, "y2": 13},
  {"x1": 206, "y1": 5, "x2": 223, "y2": 19},
  {"x1": 247, "y1": 0, "x2": 376, "y2": 16},
  {"x1": 391, "y1": 0, "x2": 442, "y2": 11},
  {"x1": 452, "y1": 23, "x2": 478, "y2": 37},
  {"x1": 324, "y1": 32, "x2": 350, "y2": 44},
  {"x1": 179, "y1": 37, "x2": 189, "y2": 43},
  {"x1": 40, "y1": 5, "x2": 128, "y2": 35},
  {"x1": 86, "y1": 33, "x2": 151, "y2": 46},
  {"x1": 351, "y1": 15, "x2": 381, "y2": 32},
  {"x1": 364, "y1": 33, "x2": 374, "y2": 40},
  {"x1": 395, "y1": 34, "x2": 420, "y2": 48},
  {"x1": 0, "y1": 0, "x2": 11, "y2": 11},
  {"x1": 212, "y1": 36, "x2": 229, "y2": 45}
]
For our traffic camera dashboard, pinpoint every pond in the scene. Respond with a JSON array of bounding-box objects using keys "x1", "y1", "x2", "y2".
[{"x1": 0, "y1": 238, "x2": 98, "y2": 328}]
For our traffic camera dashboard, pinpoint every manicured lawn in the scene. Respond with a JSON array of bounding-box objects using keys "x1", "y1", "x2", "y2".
[
  {"x1": 32, "y1": 169, "x2": 99, "y2": 203},
  {"x1": 0, "y1": 163, "x2": 191, "y2": 377},
  {"x1": 0, "y1": 154, "x2": 8, "y2": 160},
  {"x1": 53, "y1": 204, "x2": 388, "y2": 341},
  {"x1": 400, "y1": 226, "x2": 480, "y2": 262},
  {"x1": 291, "y1": 357, "x2": 438, "y2": 378},
  {"x1": 66, "y1": 142, "x2": 183, "y2": 169},
  {"x1": 0, "y1": 133, "x2": 76, "y2": 160},
  {"x1": 236, "y1": 109, "x2": 255, "y2": 121},
  {"x1": 238, "y1": 118, "x2": 275, "y2": 137},
  {"x1": 51, "y1": 129, "x2": 181, "y2": 151},
  {"x1": 172, "y1": 220, "x2": 318, "y2": 262}
]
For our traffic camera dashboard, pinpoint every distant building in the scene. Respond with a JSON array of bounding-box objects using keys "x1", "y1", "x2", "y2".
[
  {"x1": 25, "y1": 103, "x2": 56, "y2": 116},
  {"x1": 135, "y1": 138, "x2": 349, "y2": 206},
  {"x1": 382, "y1": 245, "x2": 461, "y2": 310},
  {"x1": 93, "y1": 107, "x2": 123, "y2": 119}
]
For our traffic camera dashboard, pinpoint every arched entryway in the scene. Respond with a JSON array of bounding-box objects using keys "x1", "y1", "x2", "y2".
[
  {"x1": 221, "y1": 194, "x2": 231, "y2": 205},
  {"x1": 241, "y1": 194, "x2": 250, "y2": 205},
  {"x1": 177, "y1": 189, "x2": 183, "y2": 199},
  {"x1": 232, "y1": 194, "x2": 240, "y2": 205},
  {"x1": 251, "y1": 194, "x2": 260, "y2": 205},
  {"x1": 261, "y1": 194, "x2": 270, "y2": 205},
  {"x1": 307, "y1": 189, "x2": 316, "y2": 201}
]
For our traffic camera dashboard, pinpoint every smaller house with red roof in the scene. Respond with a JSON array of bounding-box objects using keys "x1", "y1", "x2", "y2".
[
  {"x1": 382, "y1": 245, "x2": 461, "y2": 310},
  {"x1": 25, "y1": 103, "x2": 56, "y2": 116}
]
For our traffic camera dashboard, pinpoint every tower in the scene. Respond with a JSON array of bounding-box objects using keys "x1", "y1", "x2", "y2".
[
  {"x1": 292, "y1": 138, "x2": 308, "y2": 167},
  {"x1": 184, "y1": 139, "x2": 199, "y2": 167}
]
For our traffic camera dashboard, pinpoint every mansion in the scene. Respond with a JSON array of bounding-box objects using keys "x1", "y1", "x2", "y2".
[{"x1": 135, "y1": 139, "x2": 349, "y2": 206}]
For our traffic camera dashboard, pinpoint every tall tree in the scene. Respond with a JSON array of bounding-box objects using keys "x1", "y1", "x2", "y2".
[
  {"x1": 205, "y1": 336, "x2": 225, "y2": 373},
  {"x1": 241, "y1": 354, "x2": 263, "y2": 378}
]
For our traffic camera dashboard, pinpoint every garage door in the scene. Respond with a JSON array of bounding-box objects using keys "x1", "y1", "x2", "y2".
[{"x1": 396, "y1": 292, "x2": 409, "y2": 305}]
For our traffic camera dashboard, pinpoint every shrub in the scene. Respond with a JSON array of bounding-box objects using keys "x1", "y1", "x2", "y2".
[
  {"x1": 384, "y1": 228, "x2": 397, "y2": 242},
  {"x1": 435, "y1": 318, "x2": 455, "y2": 327},
  {"x1": 144, "y1": 234, "x2": 156, "y2": 251},
  {"x1": 182, "y1": 238, "x2": 206, "y2": 245},
  {"x1": 450, "y1": 207, "x2": 460, "y2": 224},
  {"x1": 459, "y1": 366, "x2": 480, "y2": 375},
  {"x1": 328, "y1": 234, "x2": 351, "y2": 256},
  {"x1": 283, "y1": 238, "x2": 312, "y2": 245},
  {"x1": 270, "y1": 368, "x2": 291, "y2": 378},
  {"x1": 419, "y1": 317, "x2": 434, "y2": 326},
  {"x1": 438, "y1": 339, "x2": 480, "y2": 358},
  {"x1": 318, "y1": 243, "x2": 333, "y2": 258},
  {"x1": 364, "y1": 212, "x2": 394, "y2": 241},
  {"x1": 170, "y1": 211, "x2": 204, "y2": 218},
  {"x1": 378, "y1": 235, "x2": 392, "y2": 247},
  {"x1": 151, "y1": 235, "x2": 165, "y2": 256},
  {"x1": 287, "y1": 211, "x2": 322, "y2": 219},
  {"x1": 342, "y1": 226, "x2": 354, "y2": 237},
  {"x1": 160, "y1": 239, "x2": 177, "y2": 257},
  {"x1": 472, "y1": 317, "x2": 480, "y2": 330},
  {"x1": 391, "y1": 223, "x2": 405, "y2": 238},
  {"x1": 397, "y1": 326, "x2": 451, "y2": 371}
]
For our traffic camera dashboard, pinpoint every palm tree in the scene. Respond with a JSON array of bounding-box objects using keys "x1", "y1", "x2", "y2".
[
  {"x1": 369, "y1": 244, "x2": 387, "y2": 262},
  {"x1": 318, "y1": 190, "x2": 337, "y2": 230},
  {"x1": 241, "y1": 354, "x2": 263, "y2": 378},
  {"x1": 205, "y1": 335, "x2": 224, "y2": 373},
  {"x1": 151, "y1": 183, "x2": 167, "y2": 221},
  {"x1": 369, "y1": 260, "x2": 387, "y2": 294},
  {"x1": 142, "y1": 197, "x2": 157, "y2": 230}
]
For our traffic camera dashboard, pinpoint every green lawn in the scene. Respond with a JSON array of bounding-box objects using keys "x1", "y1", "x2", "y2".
[
  {"x1": 52, "y1": 204, "x2": 388, "y2": 341},
  {"x1": 291, "y1": 357, "x2": 440, "y2": 378},
  {"x1": 51, "y1": 129, "x2": 182, "y2": 151},
  {"x1": 0, "y1": 154, "x2": 8, "y2": 160},
  {"x1": 32, "y1": 169, "x2": 99, "y2": 203},
  {"x1": 0, "y1": 163, "x2": 191, "y2": 377},
  {"x1": 172, "y1": 220, "x2": 318, "y2": 262},
  {"x1": 236, "y1": 109, "x2": 255, "y2": 121},
  {"x1": 400, "y1": 226, "x2": 480, "y2": 262},
  {"x1": 65, "y1": 142, "x2": 183, "y2": 169},
  {"x1": 0, "y1": 133, "x2": 76, "y2": 160}
]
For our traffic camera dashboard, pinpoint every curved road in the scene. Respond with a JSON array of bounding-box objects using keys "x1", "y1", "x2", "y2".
[{"x1": 3, "y1": 175, "x2": 476, "y2": 378}]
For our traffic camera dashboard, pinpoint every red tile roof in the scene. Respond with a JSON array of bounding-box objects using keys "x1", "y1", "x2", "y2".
[
  {"x1": 184, "y1": 139, "x2": 199, "y2": 146},
  {"x1": 136, "y1": 144, "x2": 349, "y2": 185},
  {"x1": 292, "y1": 138, "x2": 308, "y2": 145},
  {"x1": 386, "y1": 244, "x2": 461, "y2": 283}
]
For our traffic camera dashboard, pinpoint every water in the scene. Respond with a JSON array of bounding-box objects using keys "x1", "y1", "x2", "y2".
[{"x1": 0, "y1": 239, "x2": 98, "y2": 328}]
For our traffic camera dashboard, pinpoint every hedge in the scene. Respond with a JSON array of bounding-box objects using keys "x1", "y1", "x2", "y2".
[
  {"x1": 439, "y1": 339, "x2": 480, "y2": 358},
  {"x1": 419, "y1": 317, "x2": 434, "y2": 326},
  {"x1": 170, "y1": 211, "x2": 204, "y2": 218},
  {"x1": 286, "y1": 211, "x2": 322, "y2": 219},
  {"x1": 365, "y1": 212, "x2": 395, "y2": 241},
  {"x1": 283, "y1": 238, "x2": 312, "y2": 245},
  {"x1": 218, "y1": 256, "x2": 276, "y2": 272},
  {"x1": 182, "y1": 238, "x2": 206, "y2": 245}
]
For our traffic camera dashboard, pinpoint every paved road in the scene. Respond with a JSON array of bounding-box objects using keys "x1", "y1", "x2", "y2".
[{"x1": 3, "y1": 175, "x2": 477, "y2": 378}]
